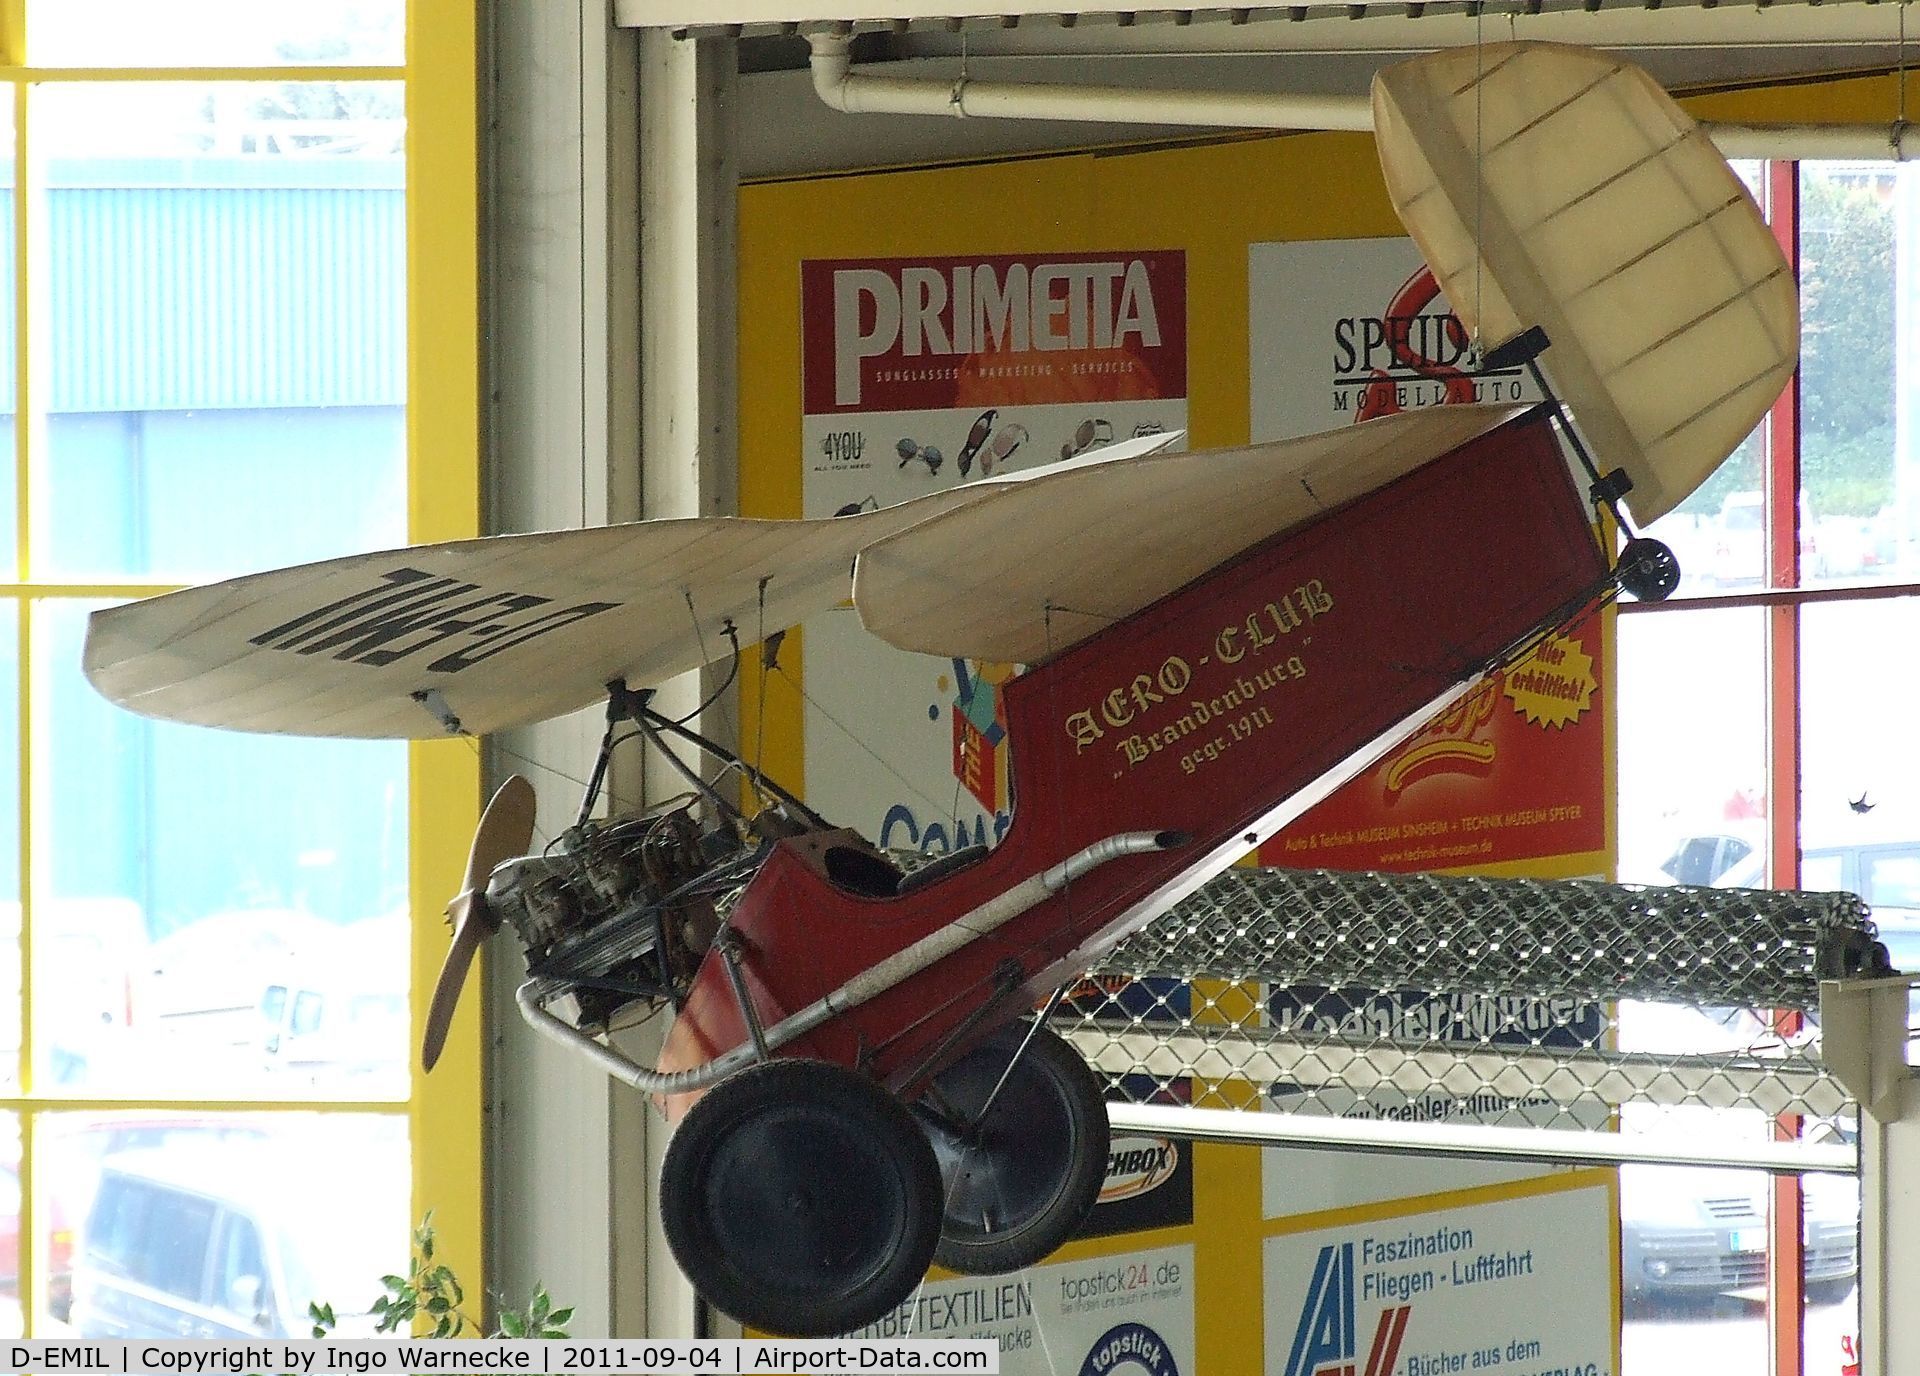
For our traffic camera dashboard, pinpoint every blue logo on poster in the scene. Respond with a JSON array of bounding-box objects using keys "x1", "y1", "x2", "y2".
[
  {"x1": 1283, "y1": 1242, "x2": 1413, "y2": 1376},
  {"x1": 1079, "y1": 1322, "x2": 1180, "y2": 1376}
]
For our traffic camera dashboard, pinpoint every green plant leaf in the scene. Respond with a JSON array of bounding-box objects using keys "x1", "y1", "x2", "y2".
[{"x1": 499, "y1": 1310, "x2": 527, "y2": 1338}]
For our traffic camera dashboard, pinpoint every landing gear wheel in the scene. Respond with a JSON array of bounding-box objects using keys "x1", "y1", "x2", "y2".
[
  {"x1": 1618, "y1": 537, "x2": 1681, "y2": 602},
  {"x1": 660, "y1": 1059, "x2": 943, "y2": 1337},
  {"x1": 914, "y1": 1024, "x2": 1109, "y2": 1275}
]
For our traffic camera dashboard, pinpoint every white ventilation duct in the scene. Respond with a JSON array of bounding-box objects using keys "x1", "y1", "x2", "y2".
[{"x1": 807, "y1": 32, "x2": 1920, "y2": 160}]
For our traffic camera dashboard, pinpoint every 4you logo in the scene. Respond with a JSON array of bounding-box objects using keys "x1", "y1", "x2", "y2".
[{"x1": 1283, "y1": 1243, "x2": 1412, "y2": 1376}]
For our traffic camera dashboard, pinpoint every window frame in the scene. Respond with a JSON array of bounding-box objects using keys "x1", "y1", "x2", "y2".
[
  {"x1": 1618, "y1": 157, "x2": 1920, "y2": 1376},
  {"x1": 0, "y1": 0, "x2": 483, "y2": 1331}
]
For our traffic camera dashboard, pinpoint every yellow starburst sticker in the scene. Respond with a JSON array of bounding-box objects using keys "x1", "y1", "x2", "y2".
[{"x1": 1502, "y1": 632, "x2": 1596, "y2": 728}]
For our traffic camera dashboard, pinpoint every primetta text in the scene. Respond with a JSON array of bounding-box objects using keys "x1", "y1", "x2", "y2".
[{"x1": 832, "y1": 260, "x2": 1163, "y2": 406}]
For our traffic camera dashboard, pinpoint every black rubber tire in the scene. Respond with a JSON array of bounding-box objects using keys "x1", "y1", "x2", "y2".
[
  {"x1": 914, "y1": 1024, "x2": 1110, "y2": 1276},
  {"x1": 659, "y1": 1058, "x2": 943, "y2": 1337},
  {"x1": 1619, "y1": 537, "x2": 1681, "y2": 602}
]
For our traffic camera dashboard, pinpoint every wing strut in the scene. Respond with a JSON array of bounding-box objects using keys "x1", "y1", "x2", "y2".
[{"x1": 1486, "y1": 327, "x2": 1682, "y2": 606}]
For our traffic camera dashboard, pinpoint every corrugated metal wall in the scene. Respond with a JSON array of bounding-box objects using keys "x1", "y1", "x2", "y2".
[{"x1": 0, "y1": 158, "x2": 405, "y2": 414}]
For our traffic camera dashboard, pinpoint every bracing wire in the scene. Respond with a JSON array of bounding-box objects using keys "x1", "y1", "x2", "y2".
[
  {"x1": 771, "y1": 659, "x2": 961, "y2": 827},
  {"x1": 1472, "y1": 4, "x2": 1487, "y2": 372},
  {"x1": 750, "y1": 576, "x2": 772, "y2": 810}
]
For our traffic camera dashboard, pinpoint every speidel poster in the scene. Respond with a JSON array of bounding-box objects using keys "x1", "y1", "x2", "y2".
[
  {"x1": 1248, "y1": 236, "x2": 1604, "y2": 872},
  {"x1": 1262, "y1": 1180, "x2": 1614, "y2": 1376},
  {"x1": 850, "y1": 1242, "x2": 1195, "y2": 1376},
  {"x1": 799, "y1": 251, "x2": 1189, "y2": 854}
]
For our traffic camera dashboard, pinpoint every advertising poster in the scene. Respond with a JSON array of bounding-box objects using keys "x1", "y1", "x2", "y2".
[
  {"x1": 1248, "y1": 236, "x2": 1605, "y2": 873},
  {"x1": 850, "y1": 1242, "x2": 1196, "y2": 1376},
  {"x1": 1261, "y1": 985, "x2": 1612, "y2": 1131},
  {"x1": 1262, "y1": 1177, "x2": 1616, "y2": 1376},
  {"x1": 1248, "y1": 237, "x2": 1545, "y2": 443},
  {"x1": 1261, "y1": 1146, "x2": 1552, "y2": 1222},
  {"x1": 799, "y1": 250, "x2": 1189, "y2": 855}
]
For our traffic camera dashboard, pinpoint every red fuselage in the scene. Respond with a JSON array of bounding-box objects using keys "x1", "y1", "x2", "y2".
[{"x1": 658, "y1": 409, "x2": 1606, "y2": 1107}]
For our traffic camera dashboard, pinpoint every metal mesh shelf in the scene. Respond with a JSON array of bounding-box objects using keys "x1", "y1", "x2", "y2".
[{"x1": 1053, "y1": 868, "x2": 1883, "y2": 1165}]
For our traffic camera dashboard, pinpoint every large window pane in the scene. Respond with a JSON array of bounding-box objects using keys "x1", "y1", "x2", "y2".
[
  {"x1": 0, "y1": 1115, "x2": 20, "y2": 1338},
  {"x1": 0, "y1": 93, "x2": 16, "y2": 579},
  {"x1": 1622, "y1": 1164, "x2": 1857, "y2": 1376},
  {"x1": 1801, "y1": 594, "x2": 1920, "y2": 1078},
  {"x1": 1618, "y1": 607, "x2": 1770, "y2": 886},
  {"x1": 1618, "y1": 604, "x2": 1780, "y2": 1374},
  {"x1": 1800, "y1": 163, "x2": 1915, "y2": 588},
  {"x1": 39, "y1": 1110, "x2": 407, "y2": 1337},
  {"x1": 1635, "y1": 162, "x2": 1774, "y2": 598},
  {"x1": 1799, "y1": 597, "x2": 1920, "y2": 880},
  {"x1": 31, "y1": 82, "x2": 405, "y2": 582},
  {"x1": 28, "y1": 3, "x2": 404, "y2": 68},
  {"x1": 34, "y1": 602, "x2": 407, "y2": 1098},
  {"x1": 0, "y1": 609, "x2": 19, "y2": 1094}
]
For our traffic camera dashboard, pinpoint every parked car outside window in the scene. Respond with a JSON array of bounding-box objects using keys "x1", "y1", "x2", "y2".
[{"x1": 71, "y1": 1145, "x2": 404, "y2": 1339}]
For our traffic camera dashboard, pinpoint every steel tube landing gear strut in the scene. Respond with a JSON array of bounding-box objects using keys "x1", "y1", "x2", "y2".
[{"x1": 913, "y1": 1023, "x2": 1110, "y2": 1276}]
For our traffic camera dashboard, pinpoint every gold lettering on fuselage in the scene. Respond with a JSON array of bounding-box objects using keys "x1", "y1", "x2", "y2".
[{"x1": 1061, "y1": 578, "x2": 1334, "y2": 776}]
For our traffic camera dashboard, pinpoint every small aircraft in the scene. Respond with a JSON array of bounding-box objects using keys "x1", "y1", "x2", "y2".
[{"x1": 82, "y1": 43, "x2": 1794, "y2": 1337}]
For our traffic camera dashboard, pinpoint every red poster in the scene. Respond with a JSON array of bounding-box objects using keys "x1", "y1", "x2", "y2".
[
  {"x1": 1262, "y1": 609, "x2": 1607, "y2": 872},
  {"x1": 801, "y1": 251, "x2": 1188, "y2": 415}
]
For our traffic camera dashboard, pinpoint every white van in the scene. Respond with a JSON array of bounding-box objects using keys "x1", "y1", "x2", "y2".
[{"x1": 71, "y1": 1146, "x2": 405, "y2": 1339}]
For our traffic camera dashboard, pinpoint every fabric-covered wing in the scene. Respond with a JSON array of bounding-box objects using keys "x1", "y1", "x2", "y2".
[
  {"x1": 853, "y1": 405, "x2": 1529, "y2": 664},
  {"x1": 84, "y1": 431, "x2": 1182, "y2": 738},
  {"x1": 1372, "y1": 41, "x2": 1797, "y2": 527}
]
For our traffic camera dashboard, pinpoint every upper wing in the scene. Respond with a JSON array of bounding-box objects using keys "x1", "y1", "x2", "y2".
[
  {"x1": 84, "y1": 430, "x2": 1181, "y2": 738},
  {"x1": 1373, "y1": 41, "x2": 1797, "y2": 526},
  {"x1": 853, "y1": 405, "x2": 1527, "y2": 664}
]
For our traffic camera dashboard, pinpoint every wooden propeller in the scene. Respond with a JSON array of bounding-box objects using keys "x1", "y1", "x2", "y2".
[{"x1": 421, "y1": 775, "x2": 537, "y2": 1071}]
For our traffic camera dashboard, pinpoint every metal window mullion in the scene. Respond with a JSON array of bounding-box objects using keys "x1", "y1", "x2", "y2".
[
  {"x1": 0, "y1": 64, "x2": 404, "y2": 84},
  {"x1": 11, "y1": 67, "x2": 31, "y2": 1337},
  {"x1": 0, "y1": 1098, "x2": 410, "y2": 1115},
  {"x1": 1763, "y1": 155, "x2": 1807, "y2": 1376}
]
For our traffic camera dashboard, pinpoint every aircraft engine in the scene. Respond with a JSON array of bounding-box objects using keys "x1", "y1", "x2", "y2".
[{"x1": 487, "y1": 802, "x2": 750, "y2": 1033}]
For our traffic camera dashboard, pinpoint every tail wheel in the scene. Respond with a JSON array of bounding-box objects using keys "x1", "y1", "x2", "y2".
[
  {"x1": 914, "y1": 1024, "x2": 1109, "y2": 1276},
  {"x1": 1618, "y1": 537, "x2": 1681, "y2": 602},
  {"x1": 660, "y1": 1059, "x2": 942, "y2": 1337}
]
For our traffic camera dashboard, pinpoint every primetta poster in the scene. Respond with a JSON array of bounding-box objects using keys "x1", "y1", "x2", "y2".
[{"x1": 799, "y1": 251, "x2": 1190, "y2": 854}]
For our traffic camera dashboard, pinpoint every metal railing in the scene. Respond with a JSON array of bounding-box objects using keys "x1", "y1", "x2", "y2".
[{"x1": 1053, "y1": 869, "x2": 1883, "y2": 1171}]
